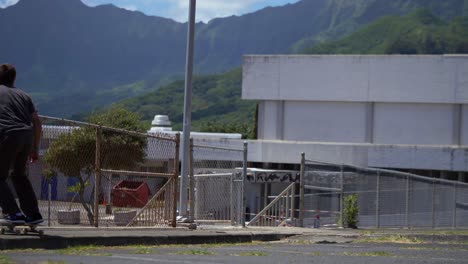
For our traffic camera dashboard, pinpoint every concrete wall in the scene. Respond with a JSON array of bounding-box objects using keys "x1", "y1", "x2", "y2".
[
  {"x1": 463, "y1": 105, "x2": 468, "y2": 145},
  {"x1": 257, "y1": 100, "x2": 462, "y2": 145},
  {"x1": 283, "y1": 101, "x2": 368, "y2": 142},
  {"x1": 244, "y1": 55, "x2": 468, "y2": 146},
  {"x1": 258, "y1": 101, "x2": 284, "y2": 140},
  {"x1": 243, "y1": 55, "x2": 468, "y2": 104},
  {"x1": 373, "y1": 103, "x2": 454, "y2": 145}
]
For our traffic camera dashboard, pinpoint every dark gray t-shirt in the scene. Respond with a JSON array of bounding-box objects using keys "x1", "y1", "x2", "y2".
[{"x1": 0, "y1": 85, "x2": 36, "y2": 135}]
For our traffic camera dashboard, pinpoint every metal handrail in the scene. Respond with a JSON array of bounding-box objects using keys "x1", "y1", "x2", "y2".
[
  {"x1": 127, "y1": 176, "x2": 176, "y2": 227},
  {"x1": 247, "y1": 182, "x2": 295, "y2": 226}
]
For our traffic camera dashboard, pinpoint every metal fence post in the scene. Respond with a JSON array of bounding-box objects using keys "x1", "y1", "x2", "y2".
[
  {"x1": 230, "y1": 173, "x2": 235, "y2": 226},
  {"x1": 94, "y1": 126, "x2": 102, "y2": 227},
  {"x1": 453, "y1": 183, "x2": 457, "y2": 229},
  {"x1": 48, "y1": 182, "x2": 52, "y2": 227},
  {"x1": 405, "y1": 175, "x2": 410, "y2": 228},
  {"x1": 376, "y1": 171, "x2": 380, "y2": 228},
  {"x1": 432, "y1": 179, "x2": 436, "y2": 229},
  {"x1": 189, "y1": 138, "x2": 195, "y2": 223},
  {"x1": 291, "y1": 183, "x2": 296, "y2": 222},
  {"x1": 299, "y1": 152, "x2": 305, "y2": 228},
  {"x1": 340, "y1": 164, "x2": 344, "y2": 228},
  {"x1": 172, "y1": 133, "x2": 180, "y2": 228},
  {"x1": 241, "y1": 141, "x2": 248, "y2": 228},
  {"x1": 286, "y1": 187, "x2": 290, "y2": 219}
]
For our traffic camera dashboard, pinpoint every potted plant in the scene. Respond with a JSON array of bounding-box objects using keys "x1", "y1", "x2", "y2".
[
  {"x1": 57, "y1": 182, "x2": 83, "y2": 225},
  {"x1": 113, "y1": 208, "x2": 137, "y2": 226}
]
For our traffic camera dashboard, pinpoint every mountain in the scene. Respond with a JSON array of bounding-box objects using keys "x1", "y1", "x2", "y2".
[
  {"x1": 303, "y1": 9, "x2": 468, "y2": 54},
  {"x1": 0, "y1": 0, "x2": 187, "y2": 115},
  {"x1": 117, "y1": 10, "x2": 467, "y2": 137},
  {"x1": 1, "y1": 0, "x2": 466, "y2": 116}
]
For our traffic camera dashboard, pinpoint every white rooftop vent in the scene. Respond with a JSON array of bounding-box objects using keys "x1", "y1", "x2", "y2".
[{"x1": 149, "y1": 115, "x2": 173, "y2": 132}]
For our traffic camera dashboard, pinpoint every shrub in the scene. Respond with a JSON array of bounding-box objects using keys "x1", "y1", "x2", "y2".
[{"x1": 343, "y1": 194, "x2": 359, "y2": 229}]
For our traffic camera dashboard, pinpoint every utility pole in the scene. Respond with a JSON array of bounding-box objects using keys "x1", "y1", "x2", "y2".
[{"x1": 179, "y1": 0, "x2": 196, "y2": 218}]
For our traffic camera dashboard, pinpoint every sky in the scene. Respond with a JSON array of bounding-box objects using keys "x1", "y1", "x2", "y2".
[{"x1": 0, "y1": 0, "x2": 301, "y2": 22}]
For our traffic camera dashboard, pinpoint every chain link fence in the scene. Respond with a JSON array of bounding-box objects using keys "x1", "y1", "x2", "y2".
[
  {"x1": 189, "y1": 139, "x2": 246, "y2": 226},
  {"x1": 301, "y1": 154, "x2": 468, "y2": 229},
  {"x1": 22, "y1": 116, "x2": 179, "y2": 228},
  {"x1": 301, "y1": 160, "x2": 342, "y2": 227}
]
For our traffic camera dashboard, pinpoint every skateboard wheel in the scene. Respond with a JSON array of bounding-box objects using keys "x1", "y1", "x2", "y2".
[
  {"x1": 38, "y1": 230, "x2": 44, "y2": 235},
  {"x1": 1, "y1": 228, "x2": 5, "y2": 234},
  {"x1": 15, "y1": 230, "x2": 21, "y2": 235},
  {"x1": 22, "y1": 229, "x2": 28, "y2": 235}
]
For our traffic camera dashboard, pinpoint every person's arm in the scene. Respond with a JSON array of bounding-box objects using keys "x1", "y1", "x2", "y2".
[{"x1": 30, "y1": 111, "x2": 42, "y2": 162}]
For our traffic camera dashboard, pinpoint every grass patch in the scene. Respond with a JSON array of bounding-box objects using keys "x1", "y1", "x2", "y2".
[
  {"x1": 438, "y1": 241, "x2": 468, "y2": 245},
  {"x1": 416, "y1": 230, "x2": 468, "y2": 236},
  {"x1": 233, "y1": 251, "x2": 268, "y2": 257},
  {"x1": 199, "y1": 241, "x2": 264, "y2": 248},
  {"x1": 289, "y1": 239, "x2": 313, "y2": 245},
  {"x1": 133, "y1": 248, "x2": 153, "y2": 254},
  {"x1": 359, "y1": 230, "x2": 468, "y2": 236},
  {"x1": 173, "y1": 250, "x2": 214, "y2": 256},
  {"x1": 343, "y1": 251, "x2": 392, "y2": 257},
  {"x1": 0, "y1": 255, "x2": 14, "y2": 264},
  {"x1": 404, "y1": 246, "x2": 444, "y2": 251},
  {"x1": 356, "y1": 235, "x2": 423, "y2": 244},
  {"x1": 56, "y1": 245, "x2": 112, "y2": 256},
  {"x1": 358, "y1": 230, "x2": 377, "y2": 235},
  {"x1": 37, "y1": 261, "x2": 66, "y2": 264}
]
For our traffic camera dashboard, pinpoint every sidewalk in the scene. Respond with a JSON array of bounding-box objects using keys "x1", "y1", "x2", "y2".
[
  {"x1": 2, "y1": 225, "x2": 467, "y2": 250},
  {"x1": 0, "y1": 226, "x2": 359, "y2": 250}
]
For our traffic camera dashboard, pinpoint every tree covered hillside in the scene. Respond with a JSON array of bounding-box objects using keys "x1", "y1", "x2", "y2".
[
  {"x1": 117, "y1": 68, "x2": 257, "y2": 138},
  {"x1": 304, "y1": 9, "x2": 468, "y2": 54}
]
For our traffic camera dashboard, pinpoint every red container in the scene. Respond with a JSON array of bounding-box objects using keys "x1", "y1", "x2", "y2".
[{"x1": 111, "y1": 180, "x2": 149, "y2": 208}]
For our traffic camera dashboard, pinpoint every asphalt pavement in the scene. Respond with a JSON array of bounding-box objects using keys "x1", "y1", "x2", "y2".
[
  {"x1": 2, "y1": 224, "x2": 468, "y2": 249},
  {"x1": 2, "y1": 227, "x2": 468, "y2": 264}
]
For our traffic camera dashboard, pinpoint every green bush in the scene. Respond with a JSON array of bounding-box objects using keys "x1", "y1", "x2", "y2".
[{"x1": 343, "y1": 194, "x2": 359, "y2": 229}]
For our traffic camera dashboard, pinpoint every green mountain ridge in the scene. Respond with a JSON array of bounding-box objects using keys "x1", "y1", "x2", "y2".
[
  {"x1": 1, "y1": 0, "x2": 465, "y2": 116},
  {"x1": 304, "y1": 9, "x2": 468, "y2": 54},
  {"x1": 116, "y1": 10, "x2": 468, "y2": 136}
]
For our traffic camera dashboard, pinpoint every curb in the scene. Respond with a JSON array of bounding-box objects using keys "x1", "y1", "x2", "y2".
[{"x1": 0, "y1": 233, "x2": 295, "y2": 250}]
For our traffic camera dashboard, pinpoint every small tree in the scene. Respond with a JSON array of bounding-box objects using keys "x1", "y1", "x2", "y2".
[
  {"x1": 343, "y1": 194, "x2": 359, "y2": 229},
  {"x1": 44, "y1": 106, "x2": 146, "y2": 224}
]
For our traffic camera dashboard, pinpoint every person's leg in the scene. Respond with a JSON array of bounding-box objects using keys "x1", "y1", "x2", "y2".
[
  {"x1": 10, "y1": 131, "x2": 42, "y2": 220},
  {"x1": 0, "y1": 134, "x2": 22, "y2": 216}
]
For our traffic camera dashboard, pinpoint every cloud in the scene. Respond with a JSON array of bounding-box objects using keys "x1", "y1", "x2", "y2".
[
  {"x1": 83, "y1": 0, "x2": 295, "y2": 22},
  {"x1": 0, "y1": 0, "x2": 19, "y2": 8},
  {"x1": 169, "y1": 0, "x2": 278, "y2": 22},
  {"x1": 121, "y1": 4, "x2": 137, "y2": 11}
]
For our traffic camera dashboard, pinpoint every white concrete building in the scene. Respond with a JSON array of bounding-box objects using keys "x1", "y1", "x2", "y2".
[{"x1": 242, "y1": 55, "x2": 468, "y2": 180}]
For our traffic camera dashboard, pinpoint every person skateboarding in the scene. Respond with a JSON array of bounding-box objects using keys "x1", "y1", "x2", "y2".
[{"x1": 0, "y1": 63, "x2": 43, "y2": 225}]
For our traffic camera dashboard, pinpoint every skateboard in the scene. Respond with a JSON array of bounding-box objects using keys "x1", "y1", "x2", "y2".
[{"x1": 0, "y1": 223, "x2": 44, "y2": 235}]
